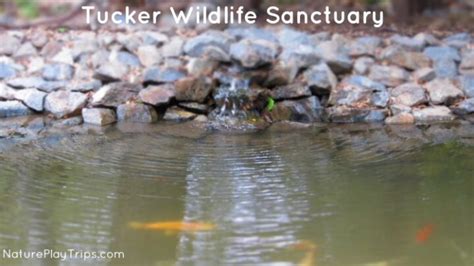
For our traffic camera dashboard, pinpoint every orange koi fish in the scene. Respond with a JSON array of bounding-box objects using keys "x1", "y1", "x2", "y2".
[
  {"x1": 129, "y1": 221, "x2": 215, "y2": 233},
  {"x1": 291, "y1": 240, "x2": 318, "y2": 266},
  {"x1": 415, "y1": 224, "x2": 435, "y2": 244}
]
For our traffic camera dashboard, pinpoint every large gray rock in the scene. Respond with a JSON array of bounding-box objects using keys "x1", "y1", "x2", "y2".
[
  {"x1": 382, "y1": 46, "x2": 431, "y2": 70},
  {"x1": 227, "y1": 27, "x2": 277, "y2": 43},
  {"x1": 270, "y1": 96, "x2": 322, "y2": 123},
  {"x1": 317, "y1": 40, "x2": 352, "y2": 74},
  {"x1": 0, "y1": 101, "x2": 32, "y2": 118},
  {"x1": 6, "y1": 77, "x2": 66, "y2": 92},
  {"x1": 369, "y1": 65, "x2": 409, "y2": 87},
  {"x1": 423, "y1": 46, "x2": 461, "y2": 62},
  {"x1": 353, "y1": 57, "x2": 375, "y2": 75},
  {"x1": 139, "y1": 84, "x2": 175, "y2": 106},
  {"x1": 270, "y1": 83, "x2": 311, "y2": 100},
  {"x1": 13, "y1": 88, "x2": 47, "y2": 112},
  {"x1": 264, "y1": 62, "x2": 298, "y2": 87},
  {"x1": 93, "y1": 62, "x2": 128, "y2": 82},
  {"x1": 230, "y1": 39, "x2": 278, "y2": 68},
  {"x1": 92, "y1": 82, "x2": 142, "y2": 108},
  {"x1": 0, "y1": 34, "x2": 21, "y2": 55},
  {"x1": 279, "y1": 45, "x2": 322, "y2": 69},
  {"x1": 82, "y1": 108, "x2": 116, "y2": 126},
  {"x1": 433, "y1": 58, "x2": 458, "y2": 78},
  {"x1": 0, "y1": 83, "x2": 16, "y2": 100},
  {"x1": 458, "y1": 75, "x2": 474, "y2": 98},
  {"x1": 184, "y1": 30, "x2": 234, "y2": 61},
  {"x1": 42, "y1": 64, "x2": 74, "y2": 81},
  {"x1": 326, "y1": 106, "x2": 388, "y2": 123},
  {"x1": 303, "y1": 63, "x2": 337, "y2": 95},
  {"x1": 460, "y1": 49, "x2": 474, "y2": 74},
  {"x1": 45, "y1": 91, "x2": 88, "y2": 118},
  {"x1": 186, "y1": 57, "x2": 219, "y2": 77},
  {"x1": 143, "y1": 67, "x2": 186, "y2": 84},
  {"x1": 0, "y1": 63, "x2": 16, "y2": 79},
  {"x1": 390, "y1": 34, "x2": 425, "y2": 51},
  {"x1": 349, "y1": 36, "x2": 381, "y2": 57},
  {"x1": 116, "y1": 102, "x2": 158, "y2": 123},
  {"x1": 390, "y1": 83, "x2": 427, "y2": 107},
  {"x1": 137, "y1": 45, "x2": 162, "y2": 67},
  {"x1": 443, "y1": 33, "x2": 471, "y2": 49},
  {"x1": 161, "y1": 36, "x2": 184, "y2": 58},
  {"x1": 413, "y1": 106, "x2": 455, "y2": 122},
  {"x1": 329, "y1": 75, "x2": 388, "y2": 108},
  {"x1": 452, "y1": 98, "x2": 474, "y2": 115},
  {"x1": 175, "y1": 77, "x2": 213, "y2": 103},
  {"x1": 425, "y1": 78, "x2": 463, "y2": 105}
]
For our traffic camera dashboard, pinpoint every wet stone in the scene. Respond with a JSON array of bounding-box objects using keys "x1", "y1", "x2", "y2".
[
  {"x1": 44, "y1": 91, "x2": 88, "y2": 118},
  {"x1": 329, "y1": 75, "x2": 388, "y2": 108},
  {"x1": 270, "y1": 96, "x2": 322, "y2": 123},
  {"x1": 175, "y1": 77, "x2": 213, "y2": 103},
  {"x1": 163, "y1": 106, "x2": 198, "y2": 121},
  {"x1": 82, "y1": 108, "x2": 116, "y2": 126},
  {"x1": 13, "y1": 88, "x2": 47, "y2": 112},
  {"x1": 0, "y1": 101, "x2": 33, "y2": 118},
  {"x1": 116, "y1": 102, "x2": 158, "y2": 123},
  {"x1": 385, "y1": 113, "x2": 415, "y2": 124},
  {"x1": 326, "y1": 106, "x2": 388, "y2": 123},
  {"x1": 92, "y1": 82, "x2": 142, "y2": 108},
  {"x1": 178, "y1": 102, "x2": 209, "y2": 114},
  {"x1": 413, "y1": 106, "x2": 455, "y2": 123}
]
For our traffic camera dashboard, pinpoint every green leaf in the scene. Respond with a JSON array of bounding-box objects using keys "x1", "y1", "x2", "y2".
[{"x1": 266, "y1": 97, "x2": 275, "y2": 112}]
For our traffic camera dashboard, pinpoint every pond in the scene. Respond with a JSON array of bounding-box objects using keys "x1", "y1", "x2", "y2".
[{"x1": 0, "y1": 122, "x2": 473, "y2": 266}]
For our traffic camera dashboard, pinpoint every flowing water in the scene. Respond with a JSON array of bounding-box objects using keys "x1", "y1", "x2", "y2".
[{"x1": 0, "y1": 122, "x2": 473, "y2": 266}]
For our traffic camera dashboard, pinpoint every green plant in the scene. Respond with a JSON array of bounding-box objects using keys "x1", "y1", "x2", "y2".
[
  {"x1": 15, "y1": 0, "x2": 39, "y2": 19},
  {"x1": 266, "y1": 97, "x2": 275, "y2": 112}
]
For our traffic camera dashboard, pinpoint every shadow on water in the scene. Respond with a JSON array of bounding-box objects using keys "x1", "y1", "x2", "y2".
[{"x1": 0, "y1": 122, "x2": 473, "y2": 265}]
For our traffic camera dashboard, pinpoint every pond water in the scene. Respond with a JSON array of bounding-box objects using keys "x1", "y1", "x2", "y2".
[{"x1": 0, "y1": 122, "x2": 473, "y2": 266}]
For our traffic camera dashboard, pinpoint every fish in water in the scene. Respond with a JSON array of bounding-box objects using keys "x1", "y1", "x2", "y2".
[
  {"x1": 129, "y1": 221, "x2": 215, "y2": 233},
  {"x1": 291, "y1": 240, "x2": 318, "y2": 266},
  {"x1": 416, "y1": 224, "x2": 435, "y2": 244}
]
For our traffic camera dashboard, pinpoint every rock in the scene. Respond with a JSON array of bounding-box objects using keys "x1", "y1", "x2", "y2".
[
  {"x1": 390, "y1": 104, "x2": 412, "y2": 115},
  {"x1": 184, "y1": 30, "x2": 234, "y2": 59},
  {"x1": 116, "y1": 102, "x2": 158, "y2": 123},
  {"x1": 303, "y1": 63, "x2": 337, "y2": 95},
  {"x1": 277, "y1": 28, "x2": 314, "y2": 48},
  {"x1": 425, "y1": 78, "x2": 463, "y2": 105},
  {"x1": 460, "y1": 49, "x2": 474, "y2": 74},
  {"x1": 390, "y1": 83, "x2": 428, "y2": 107},
  {"x1": 143, "y1": 67, "x2": 186, "y2": 84},
  {"x1": 390, "y1": 34, "x2": 425, "y2": 51},
  {"x1": 163, "y1": 106, "x2": 197, "y2": 121},
  {"x1": 30, "y1": 31, "x2": 48, "y2": 48},
  {"x1": 329, "y1": 75, "x2": 388, "y2": 108},
  {"x1": 94, "y1": 62, "x2": 128, "y2": 82},
  {"x1": 186, "y1": 57, "x2": 219, "y2": 77},
  {"x1": 139, "y1": 84, "x2": 175, "y2": 106},
  {"x1": 14, "y1": 42, "x2": 37, "y2": 58},
  {"x1": 175, "y1": 77, "x2": 213, "y2": 103},
  {"x1": 54, "y1": 116, "x2": 83, "y2": 127},
  {"x1": 457, "y1": 75, "x2": 474, "y2": 98},
  {"x1": 270, "y1": 96, "x2": 322, "y2": 123},
  {"x1": 413, "y1": 106, "x2": 455, "y2": 122},
  {"x1": 116, "y1": 51, "x2": 141, "y2": 67},
  {"x1": 161, "y1": 37, "x2": 184, "y2": 57},
  {"x1": 385, "y1": 113, "x2": 415, "y2": 124},
  {"x1": 45, "y1": 91, "x2": 88, "y2": 118},
  {"x1": 178, "y1": 102, "x2": 209, "y2": 114},
  {"x1": 433, "y1": 58, "x2": 458, "y2": 78},
  {"x1": 230, "y1": 39, "x2": 278, "y2": 68},
  {"x1": 137, "y1": 45, "x2": 162, "y2": 67},
  {"x1": 353, "y1": 57, "x2": 375, "y2": 75},
  {"x1": 70, "y1": 80, "x2": 102, "y2": 92},
  {"x1": 6, "y1": 77, "x2": 66, "y2": 92},
  {"x1": 443, "y1": 33, "x2": 471, "y2": 49},
  {"x1": 52, "y1": 48, "x2": 74, "y2": 65},
  {"x1": 139, "y1": 31, "x2": 169, "y2": 46},
  {"x1": 42, "y1": 64, "x2": 74, "y2": 81},
  {"x1": 424, "y1": 46, "x2": 461, "y2": 62},
  {"x1": 227, "y1": 27, "x2": 278, "y2": 43},
  {"x1": 82, "y1": 108, "x2": 116, "y2": 126},
  {"x1": 279, "y1": 45, "x2": 322, "y2": 69},
  {"x1": 0, "y1": 34, "x2": 21, "y2": 55},
  {"x1": 382, "y1": 46, "x2": 431, "y2": 70},
  {"x1": 13, "y1": 88, "x2": 47, "y2": 111},
  {"x1": 326, "y1": 106, "x2": 388, "y2": 123},
  {"x1": 317, "y1": 40, "x2": 352, "y2": 74},
  {"x1": 193, "y1": 114, "x2": 208, "y2": 122},
  {"x1": 0, "y1": 100, "x2": 32, "y2": 118},
  {"x1": 271, "y1": 83, "x2": 311, "y2": 100},
  {"x1": 349, "y1": 36, "x2": 381, "y2": 56},
  {"x1": 369, "y1": 65, "x2": 409, "y2": 87},
  {"x1": 0, "y1": 63, "x2": 16, "y2": 79},
  {"x1": 452, "y1": 98, "x2": 474, "y2": 115},
  {"x1": 0, "y1": 83, "x2": 16, "y2": 100},
  {"x1": 414, "y1": 32, "x2": 439, "y2": 46},
  {"x1": 264, "y1": 62, "x2": 298, "y2": 87},
  {"x1": 413, "y1": 68, "x2": 436, "y2": 83},
  {"x1": 92, "y1": 82, "x2": 142, "y2": 108}
]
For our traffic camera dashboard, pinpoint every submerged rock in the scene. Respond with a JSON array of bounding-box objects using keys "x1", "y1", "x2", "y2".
[
  {"x1": 270, "y1": 96, "x2": 322, "y2": 123},
  {"x1": 413, "y1": 106, "x2": 455, "y2": 123},
  {"x1": 425, "y1": 79, "x2": 463, "y2": 105},
  {"x1": 92, "y1": 82, "x2": 142, "y2": 108},
  {"x1": 0, "y1": 101, "x2": 32, "y2": 118},
  {"x1": 82, "y1": 108, "x2": 116, "y2": 126},
  {"x1": 139, "y1": 84, "x2": 175, "y2": 106},
  {"x1": 116, "y1": 102, "x2": 158, "y2": 123},
  {"x1": 44, "y1": 91, "x2": 88, "y2": 118}
]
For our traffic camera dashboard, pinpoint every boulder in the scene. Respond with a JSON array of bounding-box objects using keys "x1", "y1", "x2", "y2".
[
  {"x1": 13, "y1": 88, "x2": 47, "y2": 111},
  {"x1": 390, "y1": 34, "x2": 425, "y2": 51},
  {"x1": 0, "y1": 34, "x2": 21, "y2": 55},
  {"x1": 270, "y1": 96, "x2": 322, "y2": 123},
  {"x1": 425, "y1": 79, "x2": 463, "y2": 105},
  {"x1": 116, "y1": 51, "x2": 141, "y2": 67},
  {"x1": 413, "y1": 68, "x2": 436, "y2": 83},
  {"x1": 163, "y1": 107, "x2": 197, "y2": 121},
  {"x1": 413, "y1": 106, "x2": 455, "y2": 122},
  {"x1": 390, "y1": 104, "x2": 412, "y2": 115},
  {"x1": 44, "y1": 91, "x2": 88, "y2": 118},
  {"x1": 317, "y1": 40, "x2": 352, "y2": 74},
  {"x1": 460, "y1": 49, "x2": 474, "y2": 74},
  {"x1": 390, "y1": 83, "x2": 427, "y2": 107},
  {"x1": 230, "y1": 39, "x2": 278, "y2": 68},
  {"x1": 303, "y1": 63, "x2": 337, "y2": 95},
  {"x1": 186, "y1": 57, "x2": 219, "y2": 77},
  {"x1": 433, "y1": 58, "x2": 458, "y2": 78},
  {"x1": 92, "y1": 82, "x2": 142, "y2": 108},
  {"x1": 270, "y1": 83, "x2": 311, "y2": 100},
  {"x1": 369, "y1": 65, "x2": 409, "y2": 87},
  {"x1": 137, "y1": 45, "x2": 162, "y2": 67},
  {"x1": 279, "y1": 45, "x2": 322, "y2": 69},
  {"x1": 139, "y1": 84, "x2": 175, "y2": 106},
  {"x1": 385, "y1": 113, "x2": 415, "y2": 124},
  {"x1": 175, "y1": 77, "x2": 213, "y2": 103},
  {"x1": 265, "y1": 62, "x2": 298, "y2": 87},
  {"x1": 0, "y1": 63, "x2": 16, "y2": 79},
  {"x1": 82, "y1": 108, "x2": 116, "y2": 126},
  {"x1": 184, "y1": 30, "x2": 234, "y2": 60},
  {"x1": 329, "y1": 75, "x2": 388, "y2": 108},
  {"x1": 0, "y1": 83, "x2": 16, "y2": 100},
  {"x1": 382, "y1": 46, "x2": 431, "y2": 70},
  {"x1": 0, "y1": 101, "x2": 32, "y2": 118},
  {"x1": 349, "y1": 36, "x2": 381, "y2": 57},
  {"x1": 94, "y1": 62, "x2": 128, "y2": 82},
  {"x1": 457, "y1": 75, "x2": 474, "y2": 98},
  {"x1": 161, "y1": 36, "x2": 184, "y2": 57},
  {"x1": 42, "y1": 64, "x2": 74, "y2": 81},
  {"x1": 143, "y1": 67, "x2": 186, "y2": 84},
  {"x1": 353, "y1": 57, "x2": 375, "y2": 75},
  {"x1": 423, "y1": 46, "x2": 461, "y2": 62},
  {"x1": 326, "y1": 106, "x2": 388, "y2": 123},
  {"x1": 116, "y1": 102, "x2": 158, "y2": 123}
]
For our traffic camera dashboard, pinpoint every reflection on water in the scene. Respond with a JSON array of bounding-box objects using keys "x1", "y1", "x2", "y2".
[{"x1": 0, "y1": 123, "x2": 473, "y2": 266}]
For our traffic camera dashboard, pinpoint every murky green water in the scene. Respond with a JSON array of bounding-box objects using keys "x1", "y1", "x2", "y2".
[{"x1": 0, "y1": 122, "x2": 473, "y2": 266}]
